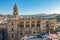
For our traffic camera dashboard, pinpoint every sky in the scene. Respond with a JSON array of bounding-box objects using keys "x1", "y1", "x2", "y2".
[{"x1": 0, "y1": 0, "x2": 60, "y2": 15}]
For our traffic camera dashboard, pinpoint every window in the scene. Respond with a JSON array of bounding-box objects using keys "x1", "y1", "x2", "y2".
[
  {"x1": 26, "y1": 22, "x2": 29, "y2": 23},
  {"x1": 12, "y1": 34, "x2": 14, "y2": 37},
  {"x1": 37, "y1": 24, "x2": 40, "y2": 27},
  {"x1": 46, "y1": 21, "x2": 48, "y2": 23},
  {"x1": 31, "y1": 24, "x2": 35, "y2": 27},
  {"x1": 37, "y1": 21, "x2": 40, "y2": 23},
  {"x1": 12, "y1": 22, "x2": 13, "y2": 25},
  {"x1": 20, "y1": 33, "x2": 23, "y2": 35},
  {"x1": 46, "y1": 24, "x2": 49, "y2": 27},
  {"x1": 38, "y1": 31, "x2": 41, "y2": 33},
  {"x1": 12, "y1": 28, "x2": 14, "y2": 31},
  {"x1": 31, "y1": 21, "x2": 35, "y2": 23},
  {"x1": 25, "y1": 25, "x2": 30, "y2": 27},
  {"x1": 33, "y1": 32, "x2": 35, "y2": 34},
  {"x1": 20, "y1": 25, "x2": 24, "y2": 27},
  {"x1": 20, "y1": 22, "x2": 23, "y2": 24},
  {"x1": 6, "y1": 29, "x2": 7, "y2": 31}
]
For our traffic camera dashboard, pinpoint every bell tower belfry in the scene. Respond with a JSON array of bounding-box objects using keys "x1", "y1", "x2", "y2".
[{"x1": 13, "y1": 3, "x2": 19, "y2": 19}]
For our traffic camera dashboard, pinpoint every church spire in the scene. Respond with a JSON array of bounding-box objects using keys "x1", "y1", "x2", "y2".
[
  {"x1": 13, "y1": 3, "x2": 18, "y2": 18},
  {"x1": 13, "y1": 3, "x2": 18, "y2": 12}
]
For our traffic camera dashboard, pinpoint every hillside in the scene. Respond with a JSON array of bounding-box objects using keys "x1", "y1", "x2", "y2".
[{"x1": 55, "y1": 14, "x2": 60, "y2": 22}]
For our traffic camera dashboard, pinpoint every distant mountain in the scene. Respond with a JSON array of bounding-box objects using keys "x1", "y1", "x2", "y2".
[
  {"x1": 0, "y1": 14, "x2": 60, "y2": 22},
  {"x1": 21, "y1": 14, "x2": 60, "y2": 22},
  {"x1": 55, "y1": 14, "x2": 60, "y2": 22},
  {"x1": 21, "y1": 14, "x2": 58, "y2": 18}
]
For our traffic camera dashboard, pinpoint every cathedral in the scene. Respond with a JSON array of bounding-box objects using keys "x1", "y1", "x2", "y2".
[{"x1": 0, "y1": 4, "x2": 57, "y2": 40}]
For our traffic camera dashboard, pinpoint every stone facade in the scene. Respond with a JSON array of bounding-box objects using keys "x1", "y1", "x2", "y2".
[
  {"x1": 0, "y1": 4, "x2": 57, "y2": 40},
  {"x1": 6, "y1": 4, "x2": 57, "y2": 40}
]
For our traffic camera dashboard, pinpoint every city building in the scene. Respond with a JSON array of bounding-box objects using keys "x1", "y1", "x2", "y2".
[
  {"x1": 7, "y1": 4, "x2": 57, "y2": 40},
  {"x1": 0, "y1": 4, "x2": 57, "y2": 40}
]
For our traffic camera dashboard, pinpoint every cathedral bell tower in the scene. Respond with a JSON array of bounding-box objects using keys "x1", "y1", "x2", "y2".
[{"x1": 13, "y1": 4, "x2": 19, "y2": 19}]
